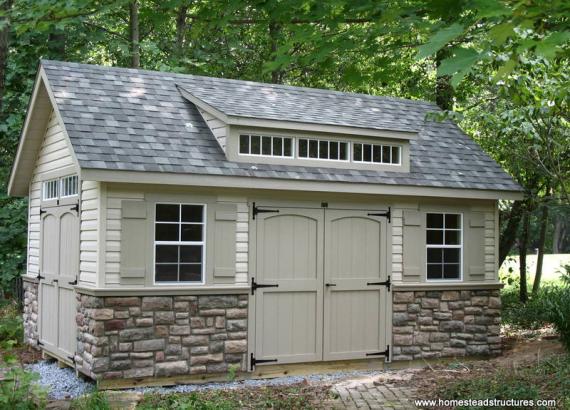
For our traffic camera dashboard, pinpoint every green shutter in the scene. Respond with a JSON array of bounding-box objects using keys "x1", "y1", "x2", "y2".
[
  {"x1": 213, "y1": 203, "x2": 237, "y2": 279},
  {"x1": 120, "y1": 200, "x2": 148, "y2": 285}
]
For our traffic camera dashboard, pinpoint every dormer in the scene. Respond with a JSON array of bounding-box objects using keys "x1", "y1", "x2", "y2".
[{"x1": 178, "y1": 84, "x2": 416, "y2": 173}]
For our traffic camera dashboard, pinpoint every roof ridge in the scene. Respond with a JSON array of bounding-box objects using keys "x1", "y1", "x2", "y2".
[{"x1": 40, "y1": 59, "x2": 439, "y2": 108}]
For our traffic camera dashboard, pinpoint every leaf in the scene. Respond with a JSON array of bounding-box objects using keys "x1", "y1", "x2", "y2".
[
  {"x1": 416, "y1": 23, "x2": 465, "y2": 60},
  {"x1": 488, "y1": 22, "x2": 515, "y2": 45},
  {"x1": 438, "y1": 47, "x2": 480, "y2": 76},
  {"x1": 493, "y1": 58, "x2": 517, "y2": 81},
  {"x1": 472, "y1": 0, "x2": 511, "y2": 18},
  {"x1": 535, "y1": 32, "x2": 570, "y2": 59}
]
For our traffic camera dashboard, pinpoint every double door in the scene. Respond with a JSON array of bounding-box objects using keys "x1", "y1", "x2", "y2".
[{"x1": 252, "y1": 206, "x2": 389, "y2": 366}]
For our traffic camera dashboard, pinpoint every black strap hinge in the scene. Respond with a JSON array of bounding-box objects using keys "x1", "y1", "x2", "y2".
[
  {"x1": 367, "y1": 207, "x2": 391, "y2": 223},
  {"x1": 37, "y1": 273, "x2": 45, "y2": 280},
  {"x1": 37, "y1": 341, "x2": 44, "y2": 347},
  {"x1": 69, "y1": 279, "x2": 78, "y2": 286},
  {"x1": 251, "y1": 277, "x2": 279, "y2": 295},
  {"x1": 367, "y1": 275, "x2": 391, "y2": 291},
  {"x1": 366, "y1": 345, "x2": 390, "y2": 360},
  {"x1": 252, "y1": 202, "x2": 279, "y2": 220},
  {"x1": 40, "y1": 209, "x2": 46, "y2": 215},
  {"x1": 67, "y1": 355, "x2": 76, "y2": 364},
  {"x1": 70, "y1": 203, "x2": 79, "y2": 212},
  {"x1": 250, "y1": 353, "x2": 278, "y2": 370}
]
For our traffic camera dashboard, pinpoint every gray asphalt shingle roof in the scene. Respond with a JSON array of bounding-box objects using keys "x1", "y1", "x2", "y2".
[{"x1": 41, "y1": 60, "x2": 521, "y2": 192}]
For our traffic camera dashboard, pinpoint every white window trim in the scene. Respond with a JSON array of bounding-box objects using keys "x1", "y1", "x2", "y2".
[
  {"x1": 352, "y1": 142, "x2": 403, "y2": 166},
  {"x1": 42, "y1": 178, "x2": 59, "y2": 201},
  {"x1": 238, "y1": 134, "x2": 295, "y2": 158},
  {"x1": 425, "y1": 213, "x2": 463, "y2": 282},
  {"x1": 42, "y1": 174, "x2": 79, "y2": 201},
  {"x1": 153, "y1": 202, "x2": 207, "y2": 285},
  {"x1": 60, "y1": 175, "x2": 79, "y2": 198},
  {"x1": 297, "y1": 138, "x2": 350, "y2": 162}
]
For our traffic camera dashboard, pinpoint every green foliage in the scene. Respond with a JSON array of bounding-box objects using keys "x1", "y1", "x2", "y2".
[
  {"x1": 546, "y1": 287, "x2": 570, "y2": 351},
  {"x1": 226, "y1": 363, "x2": 239, "y2": 382},
  {"x1": 71, "y1": 390, "x2": 111, "y2": 410},
  {"x1": 138, "y1": 392, "x2": 234, "y2": 410},
  {"x1": 0, "y1": 367, "x2": 47, "y2": 410},
  {"x1": 501, "y1": 284, "x2": 554, "y2": 330},
  {"x1": 437, "y1": 354, "x2": 570, "y2": 409}
]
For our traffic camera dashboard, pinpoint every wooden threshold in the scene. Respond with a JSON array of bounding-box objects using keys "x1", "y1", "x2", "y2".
[{"x1": 41, "y1": 349, "x2": 74, "y2": 369}]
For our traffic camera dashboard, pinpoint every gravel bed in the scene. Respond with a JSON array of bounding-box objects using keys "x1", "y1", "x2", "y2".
[{"x1": 27, "y1": 359, "x2": 385, "y2": 400}]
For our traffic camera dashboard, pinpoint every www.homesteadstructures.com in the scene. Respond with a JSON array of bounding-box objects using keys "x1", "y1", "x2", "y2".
[{"x1": 9, "y1": 60, "x2": 522, "y2": 386}]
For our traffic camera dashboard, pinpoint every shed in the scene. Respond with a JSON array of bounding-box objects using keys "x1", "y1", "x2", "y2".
[{"x1": 9, "y1": 60, "x2": 522, "y2": 384}]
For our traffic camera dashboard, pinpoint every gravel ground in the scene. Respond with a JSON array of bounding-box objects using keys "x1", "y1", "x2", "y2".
[{"x1": 27, "y1": 359, "x2": 385, "y2": 400}]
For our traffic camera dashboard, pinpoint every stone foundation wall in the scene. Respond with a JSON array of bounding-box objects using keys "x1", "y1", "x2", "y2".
[
  {"x1": 75, "y1": 293, "x2": 248, "y2": 380},
  {"x1": 392, "y1": 289, "x2": 501, "y2": 360},
  {"x1": 22, "y1": 280, "x2": 39, "y2": 347}
]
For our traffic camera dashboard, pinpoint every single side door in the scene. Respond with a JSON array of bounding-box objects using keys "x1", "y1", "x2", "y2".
[{"x1": 323, "y1": 209, "x2": 389, "y2": 361}]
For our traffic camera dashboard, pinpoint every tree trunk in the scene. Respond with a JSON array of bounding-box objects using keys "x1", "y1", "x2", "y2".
[
  {"x1": 519, "y1": 209, "x2": 530, "y2": 303},
  {"x1": 129, "y1": 0, "x2": 140, "y2": 68},
  {"x1": 532, "y1": 202, "x2": 549, "y2": 294},
  {"x1": 48, "y1": 30, "x2": 66, "y2": 59},
  {"x1": 435, "y1": 48, "x2": 454, "y2": 110},
  {"x1": 499, "y1": 200, "x2": 523, "y2": 266},
  {"x1": 175, "y1": 4, "x2": 188, "y2": 58},
  {"x1": 552, "y1": 213, "x2": 562, "y2": 253},
  {"x1": 0, "y1": 0, "x2": 14, "y2": 114},
  {"x1": 268, "y1": 21, "x2": 283, "y2": 84}
]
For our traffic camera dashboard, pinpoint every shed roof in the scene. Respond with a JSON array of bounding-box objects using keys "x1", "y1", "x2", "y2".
[{"x1": 25, "y1": 60, "x2": 522, "y2": 194}]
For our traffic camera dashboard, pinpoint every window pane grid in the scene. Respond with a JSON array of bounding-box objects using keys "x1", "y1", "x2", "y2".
[
  {"x1": 426, "y1": 213, "x2": 462, "y2": 281},
  {"x1": 155, "y1": 203, "x2": 205, "y2": 283},
  {"x1": 238, "y1": 134, "x2": 293, "y2": 158},
  {"x1": 298, "y1": 138, "x2": 349, "y2": 161},
  {"x1": 353, "y1": 143, "x2": 401, "y2": 165},
  {"x1": 43, "y1": 175, "x2": 79, "y2": 200}
]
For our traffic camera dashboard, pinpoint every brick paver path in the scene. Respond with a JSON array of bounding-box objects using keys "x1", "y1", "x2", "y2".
[{"x1": 330, "y1": 374, "x2": 418, "y2": 409}]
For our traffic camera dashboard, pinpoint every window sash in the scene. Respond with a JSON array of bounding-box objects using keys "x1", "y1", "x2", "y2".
[
  {"x1": 353, "y1": 143, "x2": 402, "y2": 165},
  {"x1": 154, "y1": 203, "x2": 206, "y2": 284},
  {"x1": 239, "y1": 134, "x2": 293, "y2": 158},
  {"x1": 297, "y1": 138, "x2": 349, "y2": 161},
  {"x1": 425, "y1": 213, "x2": 463, "y2": 281}
]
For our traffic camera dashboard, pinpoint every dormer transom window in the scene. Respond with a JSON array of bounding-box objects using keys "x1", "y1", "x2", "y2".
[
  {"x1": 239, "y1": 134, "x2": 293, "y2": 158},
  {"x1": 353, "y1": 143, "x2": 401, "y2": 165},
  {"x1": 298, "y1": 138, "x2": 349, "y2": 161}
]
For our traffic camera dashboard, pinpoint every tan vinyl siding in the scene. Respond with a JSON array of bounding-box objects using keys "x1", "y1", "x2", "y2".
[
  {"x1": 235, "y1": 202, "x2": 249, "y2": 285},
  {"x1": 27, "y1": 110, "x2": 76, "y2": 278},
  {"x1": 391, "y1": 208, "x2": 403, "y2": 281},
  {"x1": 105, "y1": 187, "x2": 145, "y2": 286},
  {"x1": 79, "y1": 181, "x2": 99, "y2": 285},
  {"x1": 485, "y1": 210, "x2": 496, "y2": 280},
  {"x1": 198, "y1": 108, "x2": 228, "y2": 151}
]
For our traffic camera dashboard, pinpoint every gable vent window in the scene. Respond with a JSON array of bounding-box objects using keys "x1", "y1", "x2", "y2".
[
  {"x1": 239, "y1": 134, "x2": 293, "y2": 157},
  {"x1": 298, "y1": 138, "x2": 348, "y2": 161},
  {"x1": 42, "y1": 175, "x2": 78, "y2": 201},
  {"x1": 426, "y1": 213, "x2": 462, "y2": 280},
  {"x1": 60, "y1": 175, "x2": 78, "y2": 198},
  {"x1": 154, "y1": 203, "x2": 205, "y2": 284},
  {"x1": 353, "y1": 143, "x2": 401, "y2": 165}
]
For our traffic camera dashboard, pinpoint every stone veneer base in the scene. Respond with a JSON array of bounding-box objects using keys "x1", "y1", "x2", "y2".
[
  {"x1": 392, "y1": 289, "x2": 501, "y2": 360},
  {"x1": 23, "y1": 280, "x2": 39, "y2": 347},
  {"x1": 75, "y1": 294, "x2": 248, "y2": 380}
]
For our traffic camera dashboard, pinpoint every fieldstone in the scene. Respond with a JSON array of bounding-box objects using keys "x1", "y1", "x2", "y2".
[
  {"x1": 110, "y1": 352, "x2": 129, "y2": 360},
  {"x1": 401, "y1": 346, "x2": 422, "y2": 355},
  {"x1": 165, "y1": 344, "x2": 182, "y2": 355},
  {"x1": 199, "y1": 296, "x2": 238, "y2": 309},
  {"x1": 124, "y1": 367, "x2": 154, "y2": 378},
  {"x1": 105, "y1": 297, "x2": 140, "y2": 307},
  {"x1": 200, "y1": 309, "x2": 225, "y2": 316},
  {"x1": 110, "y1": 360, "x2": 130, "y2": 371},
  {"x1": 119, "y1": 327, "x2": 154, "y2": 342},
  {"x1": 419, "y1": 325, "x2": 438, "y2": 332},
  {"x1": 393, "y1": 304, "x2": 408, "y2": 312},
  {"x1": 174, "y1": 301, "x2": 189, "y2": 311},
  {"x1": 215, "y1": 317, "x2": 226, "y2": 328},
  {"x1": 192, "y1": 327, "x2": 216, "y2": 335},
  {"x1": 133, "y1": 339, "x2": 165, "y2": 351},
  {"x1": 430, "y1": 332, "x2": 450, "y2": 342},
  {"x1": 393, "y1": 326, "x2": 413, "y2": 334},
  {"x1": 433, "y1": 312, "x2": 452, "y2": 320},
  {"x1": 169, "y1": 336, "x2": 181, "y2": 344},
  {"x1": 91, "y1": 309, "x2": 114, "y2": 320},
  {"x1": 129, "y1": 307, "x2": 141, "y2": 316},
  {"x1": 467, "y1": 345, "x2": 490, "y2": 355},
  {"x1": 452, "y1": 311, "x2": 465, "y2": 320},
  {"x1": 133, "y1": 359, "x2": 154, "y2": 368},
  {"x1": 224, "y1": 354, "x2": 243, "y2": 364},
  {"x1": 141, "y1": 297, "x2": 172, "y2": 311},
  {"x1": 392, "y1": 355, "x2": 413, "y2": 361},
  {"x1": 155, "y1": 351, "x2": 165, "y2": 362},
  {"x1": 475, "y1": 316, "x2": 494, "y2": 325},
  {"x1": 136, "y1": 318, "x2": 154, "y2": 327},
  {"x1": 190, "y1": 365, "x2": 207, "y2": 374},
  {"x1": 206, "y1": 317, "x2": 214, "y2": 327},
  {"x1": 407, "y1": 304, "x2": 421, "y2": 313},
  {"x1": 421, "y1": 298, "x2": 440, "y2": 308},
  {"x1": 414, "y1": 332, "x2": 430, "y2": 345},
  {"x1": 226, "y1": 309, "x2": 247, "y2": 319},
  {"x1": 182, "y1": 335, "x2": 208, "y2": 346},
  {"x1": 420, "y1": 351, "x2": 441, "y2": 359},
  {"x1": 393, "y1": 292, "x2": 414, "y2": 303},
  {"x1": 227, "y1": 320, "x2": 247, "y2": 331},
  {"x1": 465, "y1": 307, "x2": 482, "y2": 315},
  {"x1": 450, "y1": 339, "x2": 467, "y2": 348},
  {"x1": 418, "y1": 316, "x2": 433, "y2": 325},
  {"x1": 191, "y1": 317, "x2": 205, "y2": 328},
  {"x1": 155, "y1": 325, "x2": 169, "y2": 337},
  {"x1": 209, "y1": 341, "x2": 224, "y2": 353},
  {"x1": 448, "y1": 301, "x2": 464, "y2": 310},
  {"x1": 155, "y1": 311, "x2": 175, "y2": 324},
  {"x1": 176, "y1": 312, "x2": 189, "y2": 319},
  {"x1": 92, "y1": 357, "x2": 109, "y2": 372},
  {"x1": 190, "y1": 353, "x2": 223, "y2": 365},
  {"x1": 393, "y1": 334, "x2": 413, "y2": 346},
  {"x1": 207, "y1": 363, "x2": 228, "y2": 373},
  {"x1": 440, "y1": 321, "x2": 464, "y2": 332},
  {"x1": 191, "y1": 346, "x2": 209, "y2": 355},
  {"x1": 465, "y1": 325, "x2": 486, "y2": 334},
  {"x1": 211, "y1": 332, "x2": 228, "y2": 340},
  {"x1": 471, "y1": 296, "x2": 488, "y2": 307},
  {"x1": 487, "y1": 336, "x2": 501, "y2": 344},
  {"x1": 170, "y1": 325, "x2": 191, "y2": 335},
  {"x1": 228, "y1": 332, "x2": 247, "y2": 340},
  {"x1": 225, "y1": 340, "x2": 247, "y2": 353},
  {"x1": 454, "y1": 333, "x2": 474, "y2": 340},
  {"x1": 441, "y1": 291, "x2": 460, "y2": 301},
  {"x1": 393, "y1": 312, "x2": 409, "y2": 326}
]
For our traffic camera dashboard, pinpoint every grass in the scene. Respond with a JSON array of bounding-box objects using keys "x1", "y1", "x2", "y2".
[
  {"x1": 436, "y1": 354, "x2": 570, "y2": 409},
  {"x1": 136, "y1": 383, "x2": 334, "y2": 410}
]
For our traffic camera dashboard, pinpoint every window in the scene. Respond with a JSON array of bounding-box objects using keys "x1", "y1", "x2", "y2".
[
  {"x1": 239, "y1": 134, "x2": 293, "y2": 157},
  {"x1": 353, "y1": 143, "x2": 401, "y2": 165},
  {"x1": 42, "y1": 175, "x2": 78, "y2": 200},
  {"x1": 42, "y1": 179, "x2": 59, "y2": 200},
  {"x1": 60, "y1": 175, "x2": 78, "y2": 198},
  {"x1": 298, "y1": 138, "x2": 348, "y2": 161},
  {"x1": 154, "y1": 203, "x2": 205, "y2": 283},
  {"x1": 426, "y1": 213, "x2": 462, "y2": 280}
]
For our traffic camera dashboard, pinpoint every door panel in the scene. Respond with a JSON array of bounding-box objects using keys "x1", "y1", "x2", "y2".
[
  {"x1": 38, "y1": 205, "x2": 79, "y2": 361},
  {"x1": 254, "y1": 209, "x2": 324, "y2": 364},
  {"x1": 324, "y1": 210, "x2": 387, "y2": 361}
]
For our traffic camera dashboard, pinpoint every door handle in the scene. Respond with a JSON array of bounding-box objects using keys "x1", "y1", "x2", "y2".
[{"x1": 325, "y1": 283, "x2": 337, "y2": 287}]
